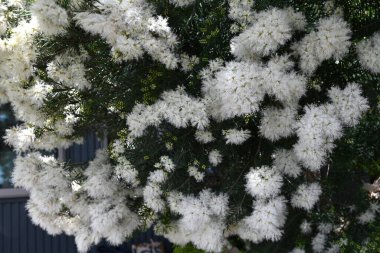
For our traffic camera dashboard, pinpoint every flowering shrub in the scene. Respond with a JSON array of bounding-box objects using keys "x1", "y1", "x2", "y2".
[{"x1": 1, "y1": 0, "x2": 380, "y2": 252}]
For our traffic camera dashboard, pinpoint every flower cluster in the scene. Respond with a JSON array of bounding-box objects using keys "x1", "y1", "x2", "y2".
[{"x1": 1, "y1": 0, "x2": 379, "y2": 252}]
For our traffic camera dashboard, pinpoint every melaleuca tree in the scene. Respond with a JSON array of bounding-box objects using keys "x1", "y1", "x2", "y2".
[{"x1": 1, "y1": 0, "x2": 380, "y2": 252}]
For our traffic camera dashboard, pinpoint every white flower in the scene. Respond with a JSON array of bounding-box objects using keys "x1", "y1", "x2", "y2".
[
  {"x1": 236, "y1": 196, "x2": 287, "y2": 243},
  {"x1": 195, "y1": 130, "x2": 215, "y2": 144},
  {"x1": 208, "y1": 149, "x2": 222, "y2": 166},
  {"x1": 357, "y1": 32, "x2": 380, "y2": 74},
  {"x1": 328, "y1": 83, "x2": 369, "y2": 126},
  {"x1": 291, "y1": 183, "x2": 322, "y2": 211},
  {"x1": 245, "y1": 166, "x2": 283, "y2": 199},
  {"x1": 294, "y1": 15, "x2": 351, "y2": 75},
  {"x1": 273, "y1": 149, "x2": 302, "y2": 178},
  {"x1": 31, "y1": 0, "x2": 69, "y2": 36},
  {"x1": 74, "y1": 0, "x2": 178, "y2": 68},
  {"x1": 127, "y1": 87, "x2": 209, "y2": 138},
  {"x1": 114, "y1": 158, "x2": 139, "y2": 187},
  {"x1": 289, "y1": 248, "x2": 305, "y2": 253},
  {"x1": 231, "y1": 8, "x2": 305, "y2": 59},
  {"x1": 358, "y1": 209, "x2": 376, "y2": 224},
  {"x1": 300, "y1": 220, "x2": 312, "y2": 234},
  {"x1": 223, "y1": 128, "x2": 251, "y2": 145},
  {"x1": 259, "y1": 107, "x2": 297, "y2": 141},
  {"x1": 155, "y1": 156, "x2": 176, "y2": 172},
  {"x1": 168, "y1": 0, "x2": 196, "y2": 8},
  {"x1": 312, "y1": 233, "x2": 327, "y2": 253},
  {"x1": 4, "y1": 125, "x2": 35, "y2": 152},
  {"x1": 188, "y1": 166, "x2": 205, "y2": 182},
  {"x1": 180, "y1": 54, "x2": 200, "y2": 72}
]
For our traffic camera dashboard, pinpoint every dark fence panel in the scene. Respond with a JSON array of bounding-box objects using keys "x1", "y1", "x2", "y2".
[{"x1": 0, "y1": 197, "x2": 77, "y2": 253}]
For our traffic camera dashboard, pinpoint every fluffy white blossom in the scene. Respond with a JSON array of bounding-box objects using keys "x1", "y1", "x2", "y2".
[
  {"x1": 223, "y1": 128, "x2": 251, "y2": 145},
  {"x1": 74, "y1": 0, "x2": 178, "y2": 68},
  {"x1": 245, "y1": 166, "x2": 283, "y2": 199},
  {"x1": 114, "y1": 157, "x2": 139, "y2": 187},
  {"x1": 195, "y1": 130, "x2": 215, "y2": 144},
  {"x1": 294, "y1": 105, "x2": 342, "y2": 171},
  {"x1": 231, "y1": 8, "x2": 305, "y2": 59},
  {"x1": 208, "y1": 149, "x2": 222, "y2": 166},
  {"x1": 83, "y1": 150, "x2": 119, "y2": 199},
  {"x1": 31, "y1": 0, "x2": 69, "y2": 36},
  {"x1": 259, "y1": 107, "x2": 297, "y2": 141},
  {"x1": 358, "y1": 209, "x2": 376, "y2": 224},
  {"x1": 188, "y1": 165, "x2": 205, "y2": 182},
  {"x1": 4, "y1": 125, "x2": 35, "y2": 152},
  {"x1": 312, "y1": 233, "x2": 327, "y2": 253},
  {"x1": 294, "y1": 15, "x2": 351, "y2": 75},
  {"x1": 328, "y1": 83, "x2": 369, "y2": 126},
  {"x1": 300, "y1": 220, "x2": 312, "y2": 234},
  {"x1": 201, "y1": 59, "x2": 306, "y2": 121},
  {"x1": 357, "y1": 32, "x2": 380, "y2": 73},
  {"x1": 127, "y1": 87, "x2": 209, "y2": 138},
  {"x1": 235, "y1": 196, "x2": 287, "y2": 243},
  {"x1": 169, "y1": 0, "x2": 196, "y2": 8},
  {"x1": 47, "y1": 49, "x2": 91, "y2": 90},
  {"x1": 180, "y1": 54, "x2": 199, "y2": 72},
  {"x1": 289, "y1": 248, "x2": 305, "y2": 253},
  {"x1": 164, "y1": 190, "x2": 229, "y2": 252},
  {"x1": 273, "y1": 149, "x2": 302, "y2": 178},
  {"x1": 291, "y1": 183, "x2": 322, "y2": 211},
  {"x1": 228, "y1": 0, "x2": 255, "y2": 25},
  {"x1": 154, "y1": 156, "x2": 176, "y2": 172}
]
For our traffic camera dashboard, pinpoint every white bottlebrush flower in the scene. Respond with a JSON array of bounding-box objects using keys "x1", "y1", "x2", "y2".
[
  {"x1": 111, "y1": 139, "x2": 125, "y2": 155},
  {"x1": 294, "y1": 15, "x2": 351, "y2": 75},
  {"x1": 154, "y1": 156, "x2": 176, "y2": 172},
  {"x1": 0, "y1": 15, "x2": 7, "y2": 35},
  {"x1": 259, "y1": 107, "x2": 297, "y2": 141},
  {"x1": 223, "y1": 128, "x2": 251, "y2": 145},
  {"x1": 208, "y1": 149, "x2": 222, "y2": 166},
  {"x1": 165, "y1": 190, "x2": 229, "y2": 252},
  {"x1": 4, "y1": 125, "x2": 35, "y2": 152},
  {"x1": 148, "y1": 170, "x2": 167, "y2": 184},
  {"x1": 27, "y1": 80, "x2": 52, "y2": 108},
  {"x1": 82, "y1": 150, "x2": 118, "y2": 199},
  {"x1": 143, "y1": 182, "x2": 165, "y2": 212},
  {"x1": 188, "y1": 166, "x2": 205, "y2": 182},
  {"x1": 294, "y1": 105, "x2": 342, "y2": 172},
  {"x1": 168, "y1": 0, "x2": 196, "y2": 8},
  {"x1": 114, "y1": 158, "x2": 139, "y2": 187},
  {"x1": 357, "y1": 32, "x2": 380, "y2": 74},
  {"x1": 180, "y1": 54, "x2": 200, "y2": 72},
  {"x1": 273, "y1": 149, "x2": 302, "y2": 178},
  {"x1": 231, "y1": 8, "x2": 305, "y2": 59},
  {"x1": 47, "y1": 49, "x2": 91, "y2": 90},
  {"x1": 326, "y1": 243, "x2": 340, "y2": 253},
  {"x1": 289, "y1": 248, "x2": 305, "y2": 253},
  {"x1": 236, "y1": 196, "x2": 287, "y2": 243},
  {"x1": 312, "y1": 233, "x2": 327, "y2": 253},
  {"x1": 300, "y1": 220, "x2": 312, "y2": 234},
  {"x1": 127, "y1": 87, "x2": 209, "y2": 138},
  {"x1": 318, "y1": 222, "x2": 333, "y2": 234},
  {"x1": 74, "y1": 0, "x2": 178, "y2": 68},
  {"x1": 328, "y1": 83, "x2": 369, "y2": 126},
  {"x1": 195, "y1": 130, "x2": 215, "y2": 144},
  {"x1": 245, "y1": 166, "x2": 283, "y2": 199},
  {"x1": 291, "y1": 183, "x2": 322, "y2": 211},
  {"x1": 31, "y1": 0, "x2": 69, "y2": 36},
  {"x1": 358, "y1": 209, "x2": 376, "y2": 224},
  {"x1": 228, "y1": 0, "x2": 255, "y2": 25}
]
